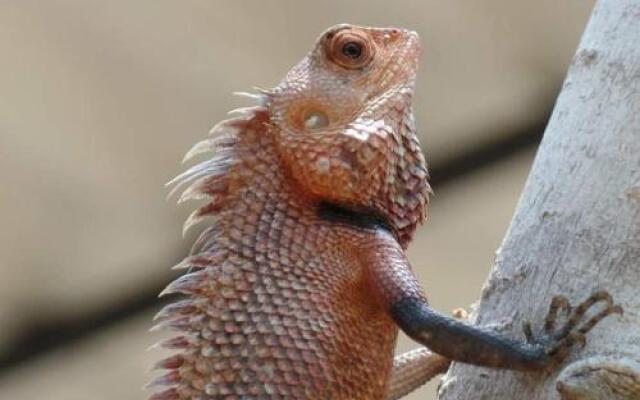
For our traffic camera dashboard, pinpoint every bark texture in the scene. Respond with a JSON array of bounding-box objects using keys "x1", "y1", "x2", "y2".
[{"x1": 438, "y1": 1, "x2": 640, "y2": 399}]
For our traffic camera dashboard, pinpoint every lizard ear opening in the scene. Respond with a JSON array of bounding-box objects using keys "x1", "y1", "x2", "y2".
[
  {"x1": 303, "y1": 110, "x2": 329, "y2": 130},
  {"x1": 285, "y1": 101, "x2": 333, "y2": 132}
]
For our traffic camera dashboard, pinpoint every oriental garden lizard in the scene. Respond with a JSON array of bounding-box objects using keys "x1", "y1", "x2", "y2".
[{"x1": 149, "y1": 24, "x2": 622, "y2": 399}]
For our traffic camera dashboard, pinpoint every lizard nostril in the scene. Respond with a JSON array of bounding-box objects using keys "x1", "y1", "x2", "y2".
[
  {"x1": 383, "y1": 28, "x2": 402, "y2": 43},
  {"x1": 304, "y1": 110, "x2": 330, "y2": 129}
]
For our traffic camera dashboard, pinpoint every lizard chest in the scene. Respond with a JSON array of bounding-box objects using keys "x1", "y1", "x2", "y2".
[{"x1": 178, "y1": 227, "x2": 398, "y2": 399}]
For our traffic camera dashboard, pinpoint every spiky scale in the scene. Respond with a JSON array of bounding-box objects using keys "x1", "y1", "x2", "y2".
[
  {"x1": 147, "y1": 370, "x2": 181, "y2": 388},
  {"x1": 148, "y1": 388, "x2": 180, "y2": 400},
  {"x1": 151, "y1": 335, "x2": 192, "y2": 351},
  {"x1": 152, "y1": 355, "x2": 185, "y2": 371},
  {"x1": 158, "y1": 271, "x2": 208, "y2": 297}
]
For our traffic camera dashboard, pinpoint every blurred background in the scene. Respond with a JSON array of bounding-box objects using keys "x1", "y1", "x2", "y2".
[{"x1": 0, "y1": 1, "x2": 596, "y2": 399}]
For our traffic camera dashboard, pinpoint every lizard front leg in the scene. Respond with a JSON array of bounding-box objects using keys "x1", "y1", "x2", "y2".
[
  {"x1": 387, "y1": 308, "x2": 470, "y2": 399},
  {"x1": 391, "y1": 291, "x2": 621, "y2": 371},
  {"x1": 361, "y1": 229, "x2": 622, "y2": 397}
]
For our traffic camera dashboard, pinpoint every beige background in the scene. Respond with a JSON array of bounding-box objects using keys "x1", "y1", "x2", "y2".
[{"x1": 0, "y1": 1, "x2": 594, "y2": 399}]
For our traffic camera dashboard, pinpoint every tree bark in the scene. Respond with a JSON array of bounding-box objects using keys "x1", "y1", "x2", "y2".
[{"x1": 438, "y1": 1, "x2": 640, "y2": 399}]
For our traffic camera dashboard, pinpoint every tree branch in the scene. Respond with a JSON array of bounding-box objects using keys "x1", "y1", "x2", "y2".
[{"x1": 438, "y1": 0, "x2": 640, "y2": 398}]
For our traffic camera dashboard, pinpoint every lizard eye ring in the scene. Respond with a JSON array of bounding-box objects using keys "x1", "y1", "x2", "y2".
[{"x1": 326, "y1": 29, "x2": 374, "y2": 70}]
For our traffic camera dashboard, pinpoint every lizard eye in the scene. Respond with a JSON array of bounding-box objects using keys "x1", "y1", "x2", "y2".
[
  {"x1": 326, "y1": 29, "x2": 374, "y2": 69},
  {"x1": 342, "y1": 42, "x2": 362, "y2": 59}
]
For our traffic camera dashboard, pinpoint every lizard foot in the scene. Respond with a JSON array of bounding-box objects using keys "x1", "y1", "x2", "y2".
[{"x1": 521, "y1": 291, "x2": 623, "y2": 370}]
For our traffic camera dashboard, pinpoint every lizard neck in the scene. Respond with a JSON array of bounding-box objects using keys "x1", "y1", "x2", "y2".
[
  {"x1": 267, "y1": 87, "x2": 430, "y2": 248},
  {"x1": 178, "y1": 102, "x2": 428, "y2": 254}
]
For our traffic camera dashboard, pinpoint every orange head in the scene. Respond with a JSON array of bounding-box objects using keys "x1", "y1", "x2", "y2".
[{"x1": 266, "y1": 24, "x2": 430, "y2": 245}]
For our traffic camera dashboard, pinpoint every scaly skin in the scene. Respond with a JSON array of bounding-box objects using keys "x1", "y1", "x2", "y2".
[{"x1": 150, "y1": 25, "x2": 622, "y2": 399}]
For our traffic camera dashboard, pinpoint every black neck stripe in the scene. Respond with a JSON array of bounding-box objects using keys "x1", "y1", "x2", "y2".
[{"x1": 316, "y1": 201, "x2": 393, "y2": 233}]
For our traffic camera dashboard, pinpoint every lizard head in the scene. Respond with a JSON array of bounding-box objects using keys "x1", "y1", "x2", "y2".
[{"x1": 267, "y1": 24, "x2": 430, "y2": 245}]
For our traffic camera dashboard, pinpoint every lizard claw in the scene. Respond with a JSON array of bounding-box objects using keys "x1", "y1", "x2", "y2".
[
  {"x1": 544, "y1": 295, "x2": 571, "y2": 333},
  {"x1": 521, "y1": 290, "x2": 622, "y2": 369},
  {"x1": 522, "y1": 321, "x2": 534, "y2": 344},
  {"x1": 554, "y1": 290, "x2": 615, "y2": 339}
]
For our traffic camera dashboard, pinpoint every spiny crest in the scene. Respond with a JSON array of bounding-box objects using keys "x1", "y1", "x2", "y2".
[
  {"x1": 166, "y1": 92, "x2": 269, "y2": 237},
  {"x1": 148, "y1": 92, "x2": 268, "y2": 399}
]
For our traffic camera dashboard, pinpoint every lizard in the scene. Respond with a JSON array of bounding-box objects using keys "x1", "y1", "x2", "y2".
[{"x1": 149, "y1": 24, "x2": 622, "y2": 400}]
